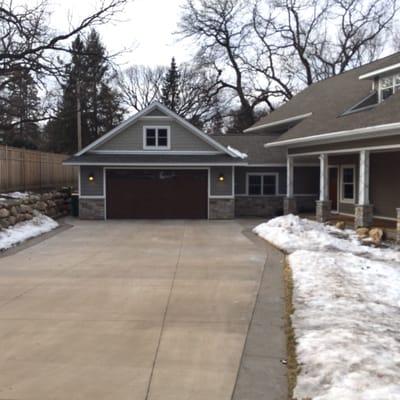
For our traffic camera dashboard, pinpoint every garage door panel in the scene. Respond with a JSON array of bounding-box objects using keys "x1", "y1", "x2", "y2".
[{"x1": 106, "y1": 170, "x2": 208, "y2": 219}]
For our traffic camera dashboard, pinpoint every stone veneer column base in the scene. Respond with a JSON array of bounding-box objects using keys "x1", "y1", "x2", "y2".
[
  {"x1": 354, "y1": 204, "x2": 373, "y2": 228},
  {"x1": 79, "y1": 198, "x2": 105, "y2": 220},
  {"x1": 396, "y1": 208, "x2": 400, "y2": 243},
  {"x1": 283, "y1": 197, "x2": 297, "y2": 215},
  {"x1": 315, "y1": 200, "x2": 331, "y2": 222},
  {"x1": 209, "y1": 198, "x2": 235, "y2": 219}
]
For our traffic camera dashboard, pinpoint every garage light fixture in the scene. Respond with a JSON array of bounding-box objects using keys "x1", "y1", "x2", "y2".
[
  {"x1": 88, "y1": 173, "x2": 95, "y2": 182},
  {"x1": 218, "y1": 173, "x2": 225, "y2": 182}
]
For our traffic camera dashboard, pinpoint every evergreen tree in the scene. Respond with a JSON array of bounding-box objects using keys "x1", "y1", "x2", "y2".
[
  {"x1": 0, "y1": 69, "x2": 41, "y2": 149},
  {"x1": 46, "y1": 30, "x2": 124, "y2": 153},
  {"x1": 161, "y1": 57, "x2": 180, "y2": 112}
]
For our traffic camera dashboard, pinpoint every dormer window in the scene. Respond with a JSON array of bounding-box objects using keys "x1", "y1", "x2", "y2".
[
  {"x1": 143, "y1": 126, "x2": 170, "y2": 149},
  {"x1": 379, "y1": 74, "x2": 400, "y2": 101}
]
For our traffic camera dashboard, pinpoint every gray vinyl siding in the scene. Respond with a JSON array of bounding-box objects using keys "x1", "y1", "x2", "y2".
[
  {"x1": 80, "y1": 166, "x2": 104, "y2": 196},
  {"x1": 146, "y1": 109, "x2": 167, "y2": 116},
  {"x1": 95, "y1": 119, "x2": 216, "y2": 152},
  {"x1": 210, "y1": 166, "x2": 233, "y2": 196},
  {"x1": 370, "y1": 151, "x2": 400, "y2": 218},
  {"x1": 235, "y1": 167, "x2": 286, "y2": 195},
  {"x1": 234, "y1": 166, "x2": 319, "y2": 196},
  {"x1": 294, "y1": 166, "x2": 319, "y2": 194}
]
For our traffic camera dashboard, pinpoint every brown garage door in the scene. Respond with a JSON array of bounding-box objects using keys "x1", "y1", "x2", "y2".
[{"x1": 106, "y1": 169, "x2": 208, "y2": 219}]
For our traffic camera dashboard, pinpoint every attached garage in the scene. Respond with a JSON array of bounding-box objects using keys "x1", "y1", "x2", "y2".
[
  {"x1": 106, "y1": 169, "x2": 208, "y2": 219},
  {"x1": 65, "y1": 101, "x2": 246, "y2": 220}
]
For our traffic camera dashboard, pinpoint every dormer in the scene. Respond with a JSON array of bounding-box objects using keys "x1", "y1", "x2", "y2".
[{"x1": 359, "y1": 62, "x2": 400, "y2": 103}]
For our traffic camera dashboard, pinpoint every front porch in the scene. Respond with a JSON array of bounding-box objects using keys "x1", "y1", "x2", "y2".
[{"x1": 284, "y1": 149, "x2": 400, "y2": 241}]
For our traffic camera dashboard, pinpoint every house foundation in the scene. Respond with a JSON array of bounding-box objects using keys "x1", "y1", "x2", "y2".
[
  {"x1": 316, "y1": 200, "x2": 331, "y2": 222},
  {"x1": 79, "y1": 198, "x2": 105, "y2": 220},
  {"x1": 354, "y1": 204, "x2": 373, "y2": 228},
  {"x1": 209, "y1": 198, "x2": 235, "y2": 219},
  {"x1": 283, "y1": 197, "x2": 297, "y2": 215}
]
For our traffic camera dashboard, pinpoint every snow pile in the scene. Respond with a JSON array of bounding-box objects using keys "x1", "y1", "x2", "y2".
[
  {"x1": 254, "y1": 214, "x2": 400, "y2": 263},
  {"x1": 253, "y1": 215, "x2": 400, "y2": 400},
  {"x1": 228, "y1": 145, "x2": 248, "y2": 159},
  {"x1": 0, "y1": 191, "x2": 31, "y2": 199},
  {"x1": 0, "y1": 214, "x2": 58, "y2": 251}
]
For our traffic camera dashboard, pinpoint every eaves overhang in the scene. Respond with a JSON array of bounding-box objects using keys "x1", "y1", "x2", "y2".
[{"x1": 264, "y1": 122, "x2": 400, "y2": 148}]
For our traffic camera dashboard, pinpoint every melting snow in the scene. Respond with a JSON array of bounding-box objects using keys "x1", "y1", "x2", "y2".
[
  {"x1": 227, "y1": 145, "x2": 248, "y2": 159},
  {"x1": 0, "y1": 214, "x2": 58, "y2": 251},
  {"x1": 0, "y1": 191, "x2": 31, "y2": 199},
  {"x1": 254, "y1": 214, "x2": 400, "y2": 400}
]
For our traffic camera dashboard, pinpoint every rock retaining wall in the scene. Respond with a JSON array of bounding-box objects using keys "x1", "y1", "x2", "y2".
[{"x1": 0, "y1": 192, "x2": 70, "y2": 229}]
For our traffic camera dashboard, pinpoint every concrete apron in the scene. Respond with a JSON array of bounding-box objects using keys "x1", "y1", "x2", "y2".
[{"x1": 0, "y1": 218, "x2": 284, "y2": 400}]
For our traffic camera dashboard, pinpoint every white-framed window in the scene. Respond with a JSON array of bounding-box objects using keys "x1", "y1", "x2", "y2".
[
  {"x1": 379, "y1": 74, "x2": 400, "y2": 101},
  {"x1": 143, "y1": 126, "x2": 170, "y2": 149},
  {"x1": 340, "y1": 165, "x2": 355, "y2": 203},
  {"x1": 247, "y1": 173, "x2": 279, "y2": 196}
]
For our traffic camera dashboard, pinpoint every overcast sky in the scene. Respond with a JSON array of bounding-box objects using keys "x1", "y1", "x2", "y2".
[{"x1": 50, "y1": 0, "x2": 192, "y2": 68}]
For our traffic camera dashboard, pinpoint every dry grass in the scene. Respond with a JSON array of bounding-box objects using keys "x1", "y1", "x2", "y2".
[{"x1": 284, "y1": 259, "x2": 300, "y2": 400}]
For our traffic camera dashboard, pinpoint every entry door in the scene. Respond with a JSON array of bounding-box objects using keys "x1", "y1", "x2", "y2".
[{"x1": 329, "y1": 167, "x2": 338, "y2": 212}]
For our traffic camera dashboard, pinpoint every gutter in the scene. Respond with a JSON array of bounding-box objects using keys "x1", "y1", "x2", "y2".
[
  {"x1": 359, "y1": 62, "x2": 400, "y2": 80},
  {"x1": 244, "y1": 113, "x2": 312, "y2": 133},
  {"x1": 264, "y1": 122, "x2": 400, "y2": 148}
]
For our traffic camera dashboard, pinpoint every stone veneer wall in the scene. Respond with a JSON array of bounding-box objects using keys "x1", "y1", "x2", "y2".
[
  {"x1": 235, "y1": 196, "x2": 284, "y2": 217},
  {"x1": 209, "y1": 198, "x2": 235, "y2": 219},
  {"x1": 79, "y1": 198, "x2": 105, "y2": 220},
  {"x1": 0, "y1": 191, "x2": 69, "y2": 230}
]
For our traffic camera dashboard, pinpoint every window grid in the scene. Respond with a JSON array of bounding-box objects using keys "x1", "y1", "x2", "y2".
[
  {"x1": 341, "y1": 166, "x2": 355, "y2": 203},
  {"x1": 143, "y1": 126, "x2": 170, "y2": 149},
  {"x1": 379, "y1": 74, "x2": 400, "y2": 101},
  {"x1": 247, "y1": 174, "x2": 278, "y2": 196}
]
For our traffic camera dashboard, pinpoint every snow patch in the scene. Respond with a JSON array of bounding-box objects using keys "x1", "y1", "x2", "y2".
[
  {"x1": 227, "y1": 145, "x2": 248, "y2": 159},
  {"x1": 253, "y1": 215, "x2": 400, "y2": 399},
  {"x1": 253, "y1": 214, "x2": 400, "y2": 263},
  {"x1": 0, "y1": 214, "x2": 58, "y2": 251},
  {"x1": 0, "y1": 191, "x2": 31, "y2": 199}
]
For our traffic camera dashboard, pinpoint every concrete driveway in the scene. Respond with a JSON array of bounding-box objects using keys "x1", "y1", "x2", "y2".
[{"x1": 0, "y1": 219, "x2": 282, "y2": 400}]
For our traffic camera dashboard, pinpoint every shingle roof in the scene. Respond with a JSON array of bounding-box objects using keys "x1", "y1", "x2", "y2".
[
  {"x1": 63, "y1": 153, "x2": 247, "y2": 165},
  {"x1": 249, "y1": 52, "x2": 400, "y2": 143},
  {"x1": 213, "y1": 134, "x2": 286, "y2": 164}
]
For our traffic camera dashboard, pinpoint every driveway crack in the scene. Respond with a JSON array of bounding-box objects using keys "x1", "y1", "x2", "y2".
[{"x1": 144, "y1": 221, "x2": 186, "y2": 400}]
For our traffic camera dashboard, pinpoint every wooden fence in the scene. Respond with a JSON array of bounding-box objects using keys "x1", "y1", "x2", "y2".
[{"x1": 0, "y1": 145, "x2": 78, "y2": 192}]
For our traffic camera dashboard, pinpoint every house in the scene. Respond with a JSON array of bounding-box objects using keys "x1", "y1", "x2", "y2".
[
  {"x1": 248, "y1": 52, "x2": 400, "y2": 237},
  {"x1": 63, "y1": 101, "x2": 318, "y2": 219}
]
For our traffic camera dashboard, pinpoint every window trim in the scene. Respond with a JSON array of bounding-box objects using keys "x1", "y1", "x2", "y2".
[
  {"x1": 340, "y1": 165, "x2": 356, "y2": 204},
  {"x1": 378, "y1": 74, "x2": 400, "y2": 103},
  {"x1": 143, "y1": 126, "x2": 171, "y2": 150},
  {"x1": 246, "y1": 172, "x2": 279, "y2": 196}
]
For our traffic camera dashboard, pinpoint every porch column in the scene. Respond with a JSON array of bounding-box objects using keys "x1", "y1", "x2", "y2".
[
  {"x1": 284, "y1": 156, "x2": 297, "y2": 214},
  {"x1": 355, "y1": 150, "x2": 373, "y2": 228},
  {"x1": 397, "y1": 208, "x2": 400, "y2": 243},
  {"x1": 316, "y1": 153, "x2": 331, "y2": 222}
]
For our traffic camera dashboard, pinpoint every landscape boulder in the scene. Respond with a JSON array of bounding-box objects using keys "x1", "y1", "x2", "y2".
[
  {"x1": 356, "y1": 227, "x2": 370, "y2": 238},
  {"x1": 335, "y1": 221, "x2": 346, "y2": 230},
  {"x1": 0, "y1": 208, "x2": 10, "y2": 218},
  {"x1": 369, "y1": 227, "x2": 384, "y2": 244}
]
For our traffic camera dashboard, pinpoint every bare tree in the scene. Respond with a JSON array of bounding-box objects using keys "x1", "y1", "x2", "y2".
[
  {"x1": 252, "y1": 0, "x2": 398, "y2": 92},
  {"x1": 179, "y1": 0, "x2": 262, "y2": 131},
  {"x1": 0, "y1": 0, "x2": 127, "y2": 131},
  {"x1": 117, "y1": 65, "x2": 165, "y2": 111},
  {"x1": 179, "y1": 0, "x2": 398, "y2": 131},
  {"x1": 117, "y1": 61, "x2": 224, "y2": 132}
]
